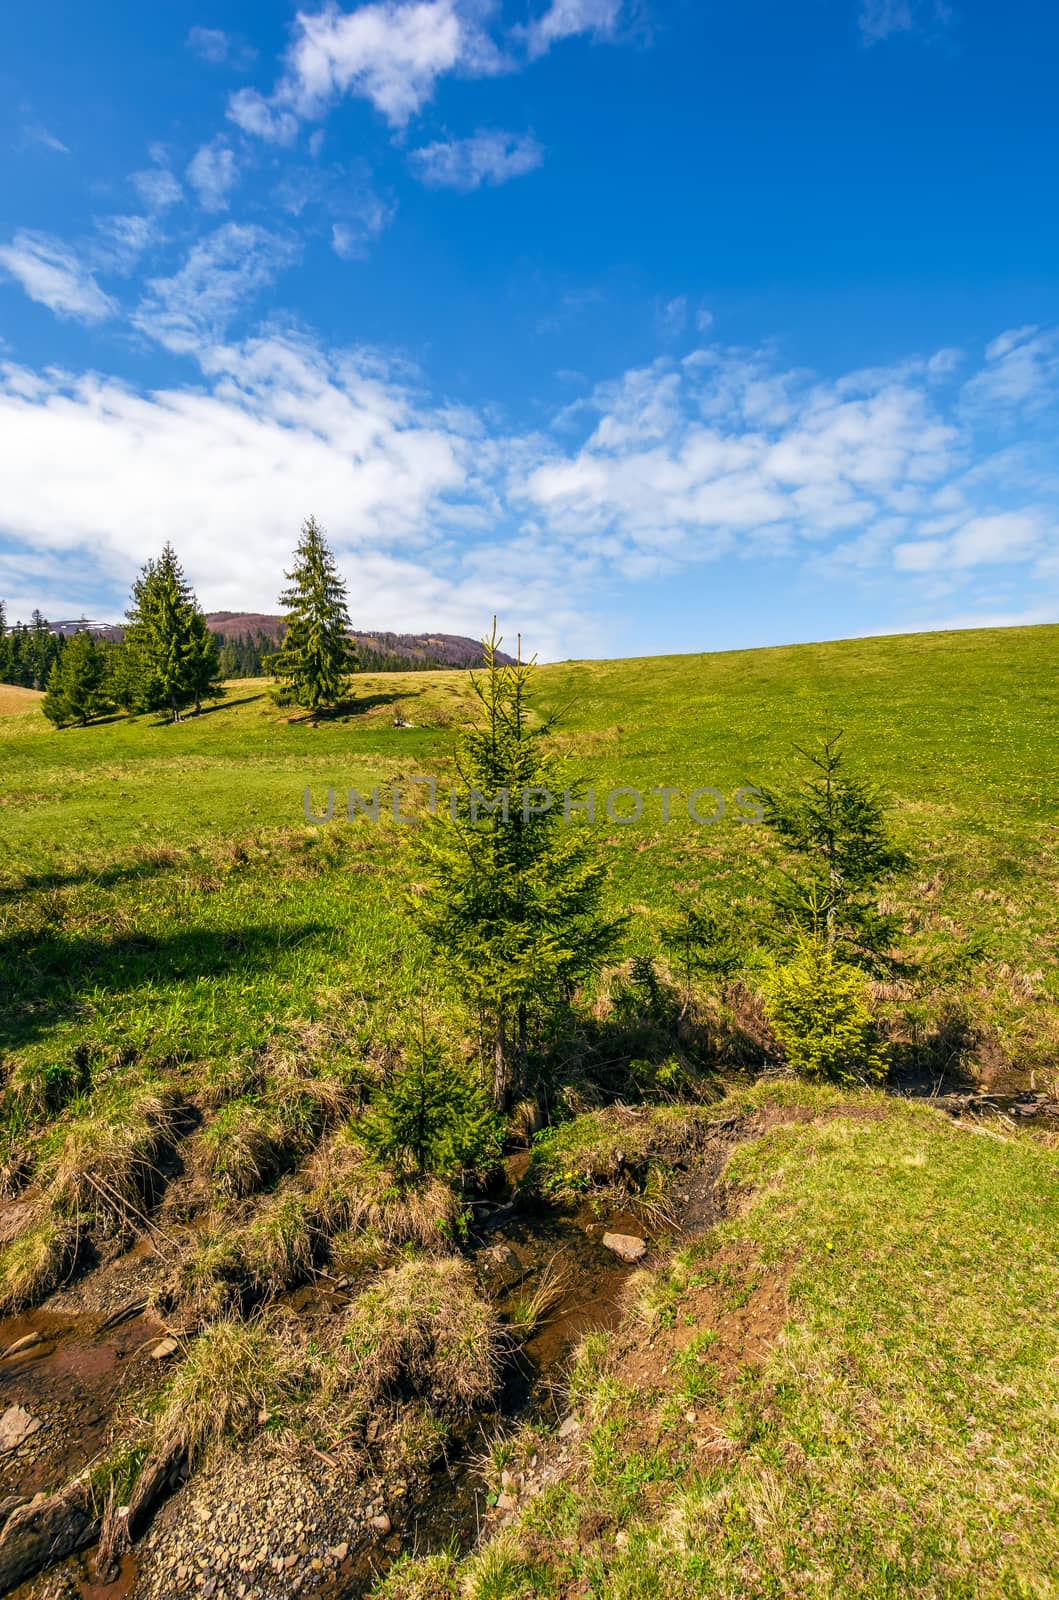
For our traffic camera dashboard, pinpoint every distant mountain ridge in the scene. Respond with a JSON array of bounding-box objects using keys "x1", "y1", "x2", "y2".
[{"x1": 44, "y1": 614, "x2": 514, "y2": 669}]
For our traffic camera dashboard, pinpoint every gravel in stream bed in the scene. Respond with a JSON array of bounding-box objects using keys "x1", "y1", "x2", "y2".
[{"x1": 134, "y1": 1441, "x2": 405, "y2": 1600}]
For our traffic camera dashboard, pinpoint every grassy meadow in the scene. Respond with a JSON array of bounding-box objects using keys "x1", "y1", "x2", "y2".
[
  {"x1": 3, "y1": 622, "x2": 1058, "y2": 1093},
  {"x1": 1, "y1": 623, "x2": 1058, "y2": 1598}
]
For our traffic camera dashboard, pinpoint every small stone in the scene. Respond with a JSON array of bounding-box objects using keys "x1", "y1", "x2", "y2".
[
  {"x1": 311, "y1": 1558, "x2": 323, "y2": 1571},
  {"x1": 371, "y1": 1513, "x2": 391, "y2": 1535},
  {"x1": 1, "y1": 1331, "x2": 43, "y2": 1359},
  {"x1": 558, "y1": 1416, "x2": 580, "y2": 1439},
  {"x1": 329, "y1": 1543, "x2": 349, "y2": 1561},
  {"x1": 496, "y1": 1493, "x2": 518, "y2": 1513},
  {"x1": 0, "y1": 1404, "x2": 42, "y2": 1453},
  {"x1": 149, "y1": 1337, "x2": 179, "y2": 1361},
  {"x1": 501, "y1": 1470, "x2": 515, "y2": 1490},
  {"x1": 602, "y1": 1232, "x2": 646, "y2": 1262}
]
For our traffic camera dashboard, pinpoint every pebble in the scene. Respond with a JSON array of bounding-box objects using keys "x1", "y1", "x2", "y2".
[
  {"x1": 602, "y1": 1232, "x2": 647, "y2": 1262},
  {"x1": 0, "y1": 1404, "x2": 42, "y2": 1453},
  {"x1": 370, "y1": 1513, "x2": 391, "y2": 1535}
]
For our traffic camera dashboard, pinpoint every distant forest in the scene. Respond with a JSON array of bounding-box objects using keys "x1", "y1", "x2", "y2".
[{"x1": 0, "y1": 610, "x2": 490, "y2": 688}]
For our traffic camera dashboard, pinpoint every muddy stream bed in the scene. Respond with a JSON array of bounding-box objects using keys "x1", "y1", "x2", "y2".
[{"x1": 0, "y1": 1151, "x2": 671, "y2": 1600}]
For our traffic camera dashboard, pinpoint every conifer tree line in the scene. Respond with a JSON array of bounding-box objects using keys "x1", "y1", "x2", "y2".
[
  {"x1": 0, "y1": 516, "x2": 399, "y2": 723},
  {"x1": 0, "y1": 605, "x2": 66, "y2": 691}
]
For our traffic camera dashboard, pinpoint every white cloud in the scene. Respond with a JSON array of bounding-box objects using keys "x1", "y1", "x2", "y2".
[
  {"x1": 227, "y1": 88, "x2": 300, "y2": 145},
  {"x1": 961, "y1": 326, "x2": 1059, "y2": 415},
  {"x1": 91, "y1": 214, "x2": 157, "y2": 275},
  {"x1": 409, "y1": 128, "x2": 542, "y2": 190},
  {"x1": 187, "y1": 25, "x2": 230, "y2": 63},
  {"x1": 655, "y1": 295, "x2": 688, "y2": 342},
  {"x1": 131, "y1": 165, "x2": 184, "y2": 211},
  {"x1": 859, "y1": 0, "x2": 953, "y2": 44},
  {"x1": 331, "y1": 190, "x2": 397, "y2": 257},
  {"x1": 132, "y1": 225, "x2": 299, "y2": 353},
  {"x1": 186, "y1": 140, "x2": 239, "y2": 211},
  {"x1": 0, "y1": 231, "x2": 116, "y2": 322},
  {"x1": 893, "y1": 511, "x2": 1045, "y2": 573},
  {"x1": 523, "y1": 0, "x2": 623, "y2": 58},
  {"x1": 226, "y1": 0, "x2": 633, "y2": 149},
  {"x1": 20, "y1": 123, "x2": 69, "y2": 155},
  {"x1": 232, "y1": 0, "x2": 499, "y2": 139},
  {"x1": 512, "y1": 346, "x2": 973, "y2": 577}
]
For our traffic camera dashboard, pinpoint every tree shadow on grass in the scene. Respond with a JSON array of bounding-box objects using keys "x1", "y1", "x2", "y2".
[
  {"x1": 283, "y1": 689, "x2": 414, "y2": 723},
  {"x1": 0, "y1": 853, "x2": 185, "y2": 906},
  {"x1": 188, "y1": 693, "x2": 266, "y2": 719},
  {"x1": 0, "y1": 920, "x2": 327, "y2": 1053}
]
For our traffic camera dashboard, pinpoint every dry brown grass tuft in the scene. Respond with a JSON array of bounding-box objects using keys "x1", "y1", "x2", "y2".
[
  {"x1": 195, "y1": 1100, "x2": 289, "y2": 1199},
  {"x1": 244, "y1": 1190, "x2": 319, "y2": 1297},
  {"x1": 151, "y1": 1232, "x2": 251, "y2": 1328},
  {"x1": 507, "y1": 1256, "x2": 574, "y2": 1339},
  {"x1": 149, "y1": 1316, "x2": 302, "y2": 1469},
  {"x1": 304, "y1": 1124, "x2": 462, "y2": 1247},
  {"x1": 0, "y1": 1213, "x2": 80, "y2": 1312},
  {"x1": 43, "y1": 1090, "x2": 181, "y2": 1232},
  {"x1": 337, "y1": 1256, "x2": 504, "y2": 1411}
]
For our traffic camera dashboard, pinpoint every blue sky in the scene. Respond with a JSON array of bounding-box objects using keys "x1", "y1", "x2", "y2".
[{"x1": 1, "y1": 0, "x2": 1057, "y2": 659}]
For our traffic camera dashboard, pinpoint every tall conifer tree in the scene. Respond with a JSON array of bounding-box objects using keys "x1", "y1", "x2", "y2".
[
  {"x1": 41, "y1": 629, "x2": 109, "y2": 727},
  {"x1": 119, "y1": 544, "x2": 220, "y2": 722},
  {"x1": 417, "y1": 623, "x2": 621, "y2": 1108},
  {"x1": 268, "y1": 516, "x2": 357, "y2": 714}
]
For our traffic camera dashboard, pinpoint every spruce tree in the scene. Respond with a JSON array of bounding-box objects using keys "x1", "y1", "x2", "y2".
[
  {"x1": 120, "y1": 544, "x2": 220, "y2": 722},
  {"x1": 185, "y1": 609, "x2": 223, "y2": 713},
  {"x1": 417, "y1": 623, "x2": 621, "y2": 1108},
  {"x1": 0, "y1": 601, "x2": 8, "y2": 682},
  {"x1": 361, "y1": 1019, "x2": 501, "y2": 1179},
  {"x1": 759, "y1": 728, "x2": 908, "y2": 968},
  {"x1": 41, "y1": 630, "x2": 109, "y2": 727},
  {"x1": 268, "y1": 517, "x2": 357, "y2": 715},
  {"x1": 29, "y1": 610, "x2": 52, "y2": 691}
]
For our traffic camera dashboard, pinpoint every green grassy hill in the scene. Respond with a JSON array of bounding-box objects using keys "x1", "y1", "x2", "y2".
[
  {"x1": 3, "y1": 624, "x2": 1058, "y2": 1085},
  {"x1": 1, "y1": 624, "x2": 1058, "y2": 1599}
]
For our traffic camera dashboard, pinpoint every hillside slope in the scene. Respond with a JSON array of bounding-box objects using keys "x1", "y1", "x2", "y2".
[
  {"x1": 1, "y1": 623, "x2": 1057, "y2": 1597},
  {"x1": 376, "y1": 1081, "x2": 1059, "y2": 1600}
]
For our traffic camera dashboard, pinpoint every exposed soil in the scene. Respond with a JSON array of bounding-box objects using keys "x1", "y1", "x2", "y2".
[{"x1": 0, "y1": 1303, "x2": 165, "y2": 1503}]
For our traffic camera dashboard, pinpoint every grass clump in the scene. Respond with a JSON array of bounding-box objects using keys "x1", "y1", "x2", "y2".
[
  {"x1": 42, "y1": 1087, "x2": 180, "y2": 1231},
  {"x1": 244, "y1": 1189, "x2": 319, "y2": 1296},
  {"x1": 305, "y1": 1122, "x2": 465, "y2": 1248},
  {"x1": 339, "y1": 1256, "x2": 503, "y2": 1410},
  {"x1": 0, "y1": 1214, "x2": 80, "y2": 1312},
  {"x1": 6, "y1": 1053, "x2": 90, "y2": 1121},
  {"x1": 149, "y1": 1316, "x2": 302, "y2": 1470},
  {"x1": 151, "y1": 1232, "x2": 252, "y2": 1327},
  {"x1": 196, "y1": 1098, "x2": 290, "y2": 1199},
  {"x1": 507, "y1": 1257, "x2": 573, "y2": 1340},
  {"x1": 196, "y1": 1071, "x2": 348, "y2": 1201},
  {"x1": 529, "y1": 1100, "x2": 727, "y2": 1204}
]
